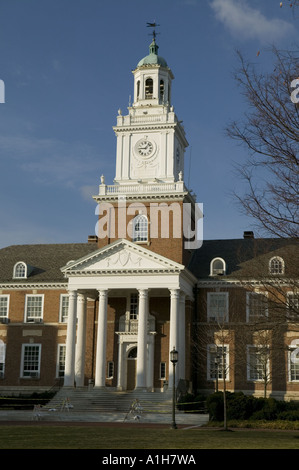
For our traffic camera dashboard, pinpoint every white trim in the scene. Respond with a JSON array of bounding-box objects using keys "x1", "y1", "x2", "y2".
[
  {"x1": 210, "y1": 257, "x2": 226, "y2": 276},
  {"x1": 59, "y1": 294, "x2": 69, "y2": 323},
  {"x1": 24, "y1": 294, "x2": 44, "y2": 323},
  {"x1": 20, "y1": 343, "x2": 42, "y2": 378},
  {"x1": 0, "y1": 295, "x2": 10, "y2": 320},
  {"x1": 13, "y1": 261, "x2": 27, "y2": 279}
]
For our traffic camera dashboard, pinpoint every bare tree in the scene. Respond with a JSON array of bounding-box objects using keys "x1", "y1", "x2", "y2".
[{"x1": 227, "y1": 48, "x2": 299, "y2": 238}]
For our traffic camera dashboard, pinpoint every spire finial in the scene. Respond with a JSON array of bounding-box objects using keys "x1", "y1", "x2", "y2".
[{"x1": 146, "y1": 21, "x2": 160, "y2": 43}]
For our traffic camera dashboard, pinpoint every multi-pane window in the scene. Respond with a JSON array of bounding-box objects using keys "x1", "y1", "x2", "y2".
[
  {"x1": 269, "y1": 257, "x2": 284, "y2": 275},
  {"x1": 287, "y1": 293, "x2": 299, "y2": 321},
  {"x1": 57, "y1": 345, "x2": 66, "y2": 378},
  {"x1": 207, "y1": 292, "x2": 228, "y2": 322},
  {"x1": 246, "y1": 292, "x2": 268, "y2": 322},
  {"x1": 160, "y1": 362, "x2": 166, "y2": 380},
  {"x1": 247, "y1": 345, "x2": 269, "y2": 381},
  {"x1": 289, "y1": 344, "x2": 299, "y2": 381},
  {"x1": 130, "y1": 293, "x2": 138, "y2": 320},
  {"x1": 13, "y1": 262, "x2": 27, "y2": 278},
  {"x1": 0, "y1": 295, "x2": 9, "y2": 320},
  {"x1": 25, "y1": 295, "x2": 44, "y2": 322},
  {"x1": 132, "y1": 215, "x2": 148, "y2": 242},
  {"x1": 208, "y1": 345, "x2": 228, "y2": 380},
  {"x1": 59, "y1": 294, "x2": 69, "y2": 323},
  {"x1": 210, "y1": 258, "x2": 226, "y2": 276},
  {"x1": 107, "y1": 361, "x2": 114, "y2": 379},
  {"x1": 21, "y1": 344, "x2": 41, "y2": 378},
  {"x1": 0, "y1": 340, "x2": 5, "y2": 378}
]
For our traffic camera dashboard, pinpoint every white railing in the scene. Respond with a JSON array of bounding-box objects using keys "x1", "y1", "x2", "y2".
[{"x1": 99, "y1": 181, "x2": 185, "y2": 196}]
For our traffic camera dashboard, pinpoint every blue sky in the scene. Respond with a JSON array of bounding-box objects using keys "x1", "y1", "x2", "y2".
[{"x1": 0, "y1": 0, "x2": 297, "y2": 248}]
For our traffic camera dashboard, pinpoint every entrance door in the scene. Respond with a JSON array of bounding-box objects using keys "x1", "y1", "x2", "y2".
[{"x1": 127, "y1": 347, "x2": 137, "y2": 390}]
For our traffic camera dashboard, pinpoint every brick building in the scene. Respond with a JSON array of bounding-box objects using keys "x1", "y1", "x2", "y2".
[{"x1": 0, "y1": 34, "x2": 298, "y2": 400}]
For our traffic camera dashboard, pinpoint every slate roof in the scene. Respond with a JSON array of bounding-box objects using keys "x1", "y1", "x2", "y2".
[
  {"x1": 0, "y1": 243, "x2": 98, "y2": 284},
  {"x1": 188, "y1": 238, "x2": 299, "y2": 280}
]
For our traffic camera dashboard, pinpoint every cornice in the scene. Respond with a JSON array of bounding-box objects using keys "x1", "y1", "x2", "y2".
[{"x1": 0, "y1": 282, "x2": 67, "y2": 290}]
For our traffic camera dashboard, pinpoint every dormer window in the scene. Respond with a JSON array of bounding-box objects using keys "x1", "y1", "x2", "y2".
[
  {"x1": 210, "y1": 258, "x2": 226, "y2": 276},
  {"x1": 13, "y1": 262, "x2": 27, "y2": 279},
  {"x1": 269, "y1": 256, "x2": 284, "y2": 275}
]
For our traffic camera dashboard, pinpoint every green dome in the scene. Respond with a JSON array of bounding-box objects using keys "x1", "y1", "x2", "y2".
[{"x1": 137, "y1": 39, "x2": 168, "y2": 68}]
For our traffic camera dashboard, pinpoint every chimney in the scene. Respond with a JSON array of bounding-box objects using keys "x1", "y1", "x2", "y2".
[
  {"x1": 243, "y1": 231, "x2": 254, "y2": 239},
  {"x1": 88, "y1": 235, "x2": 98, "y2": 244}
]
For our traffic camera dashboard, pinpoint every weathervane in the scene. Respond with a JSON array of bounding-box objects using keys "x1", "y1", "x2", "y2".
[{"x1": 147, "y1": 21, "x2": 160, "y2": 41}]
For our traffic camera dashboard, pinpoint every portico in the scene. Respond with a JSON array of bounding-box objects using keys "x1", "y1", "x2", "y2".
[{"x1": 61, "y1": 239, "x2": 195, "y2": 391}]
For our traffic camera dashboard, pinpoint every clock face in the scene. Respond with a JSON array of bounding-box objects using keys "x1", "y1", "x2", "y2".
[{"x1": 138, "y1": 140, "x2": 154, "y2": 157}]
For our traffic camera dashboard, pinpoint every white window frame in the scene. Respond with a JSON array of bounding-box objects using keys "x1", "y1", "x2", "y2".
[
  {"x1": 288, "y1": 341, "x2": 299, "y2": 382},
  {"x1": 24, "y1": 294, "x2": 44, "y2": 323},
  {"x1": 21, "y1": 344, "x2": 41, "y2": 378},
  {"x1": 13, "y1": 261, "x2": 27, "y2": 279},
  {"x1": 247, "y1": 345, "x2": 270, "y2": 382},
  {"x1": 59, "y1": 294, "x2": 69, "y2": 323},
  {"x1": 132, "y1": 214, "x2": 148, "y2": 243},
  {"x1": 56, "y1": 344, "x2": 66, "y2": 378},
  {"x1": 246, "y1": 291, "x2": 268, "y2": 322},
  {"x1": 207, "y1": 345, "x2": 229, "y2": 381},
  {"x1": 269, "y1": 256, "x2": 285, "y2": 275},
  {"x1": 286, "y1": 292, "x2": 299, "y2": 322},
  {"x1": 207, "y1": 292, "x2": 229, "y2": 322},
  {"x1": 210, "y1": 258, "x2": 226, "y2": 276},
  {"x1": 0, "y1": 295, "x2": 9, "y2": 321}
]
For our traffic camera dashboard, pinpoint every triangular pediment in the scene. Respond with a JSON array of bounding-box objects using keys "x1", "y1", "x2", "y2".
[{"x1": 61, "y1": 239, "x2": 184, "y2": 275}]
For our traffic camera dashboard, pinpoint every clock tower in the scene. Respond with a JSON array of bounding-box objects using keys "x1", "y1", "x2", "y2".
[{"x1": 94, "y1": 32, "x2": 196, "y2": 265}]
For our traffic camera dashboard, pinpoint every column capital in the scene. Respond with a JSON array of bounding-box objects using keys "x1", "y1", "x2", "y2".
[
  {"x1": 138, "y1": 288, "x2": 149, "y2": 298},
  {"x1": 169, "y1": 288, "x2": 180, "y2": 298}
]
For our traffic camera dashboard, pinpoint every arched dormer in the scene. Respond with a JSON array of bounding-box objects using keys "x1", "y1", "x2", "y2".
[
  {"x1": 13, "y1": 261, "x2": 27, "y2": 279},
  {"x1": 210, "y1": 258, "x2": 226, "y2": 276},
  {"x1": 269, "y1": 256, "x2": 285, "y2": 275},
  {"x1": 132, "y1": 214, "x2": 148, "y2": 242}
]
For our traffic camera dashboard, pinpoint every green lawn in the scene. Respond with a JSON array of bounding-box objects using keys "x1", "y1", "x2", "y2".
[{"x1": 0, "y1": 425, "x2": 298, "y2": 449}]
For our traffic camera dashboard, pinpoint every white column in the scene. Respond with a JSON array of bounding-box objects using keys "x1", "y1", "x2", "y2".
[
  {"x1": 75, "y1": 293, "x2": 87, "y2": 387},
  {"x1": 147, "y1": 335, "x2": 155, "y2": 391},
  {"x1": 117, "y1": 338, "x2": 125, "y2": 390},
  {"x1": 136, "y1": 289, "x2": 148, "y2": 389},
  {"x1": 95, "y1": 289, "x2": 108, "y2": 387},
  {"x1": 64, "y1": 290, "x2": 77, "y2": 387},
  {"x1": 169, "y1": 289, "x2": 180, "y2": 387},
  {"x1": 179, "y1": 293, "x2": 186, "y2": 381}
]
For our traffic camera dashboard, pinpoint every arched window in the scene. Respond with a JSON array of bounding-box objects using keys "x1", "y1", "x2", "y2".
[
  {"x1": 137, "y1": 80, "x2": 140, "y2": 99},
  {"x1": 132, "y1": 215, "x2": 148, "y2": 242},
  {"x1": 145, "y1": 78, "x2": 153, "y2": 99},
  {"x1": 13, "y1": 262, "x2": 27, "y2": 279},
  {"x1": 269, "y1": 256, "x2": 284, "y2": 275},
  {"x1": 160, "y1": 79, "x2": 164, "y2": 102},
  {"x1": 210, "y1": 258, "x2": 226, "y2": 276}
]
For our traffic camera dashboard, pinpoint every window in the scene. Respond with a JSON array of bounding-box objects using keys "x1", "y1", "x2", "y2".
[
  {"x1": 0, "y1": 295, "x2": 9, "y2": 321},
  {"x1": 247, "y1": 345, "x2": 269, "y2": 381},
  {"x1": 130, "y1": 293, "x2": 138, "y2": 320},
  {"x1": 145, "y1": 78, "x2": 153, "y2": 99},
  {"x1": 0, "y1": 340, "x2": 5, "y2": 378},
  {"x1": 287, "y1": 292, "x2": 299, "y2": 321},
  {"x1": 137, "y1": 80, "x2": 140, "y2": 99},
  {"x1": 107, "y1": 361, "x2": 114, "y2": 379},
  {"x1": 246, "y1": 292, "x2": 268, "y2": 322},
  {"x1": 59, "y1": 294, "x2": 69, "y2": 323},
  {"x1": 289, "y1": 342, "x2": 299, "y2": 382},
  {"x1": 160, "y1": 79, "x2": 164, "y2": 101},
  {"x1": 132, "y1": 214, "x2": 148, "y2": 242},
  {"x1": 160, "y1": 362, "x2": 166, "y2": 380},
  {"x1": 13, "y1": 262, "x2": 27, "y2": 279},
  {"x1": 57, "y1": 345, "x2": 66, "y2": 378},
  {"x1": 25, "y1": 295, "x2": 44, "y2": 322},
  {"x1": 21, "y1": 344, "x2": 41, "y2": 378},
  {"x1": 210, "y1": 258, "x2": 226, "y2": 276},
  {"x1": 269, "y1": 256, "x2": 284, "y2": 275},
  {"x1": 207, "y1": 345, "x2": 229, "y2": 380},
  {"x1": 207, "y1": 292, "x2": 229, "y2": 322}
]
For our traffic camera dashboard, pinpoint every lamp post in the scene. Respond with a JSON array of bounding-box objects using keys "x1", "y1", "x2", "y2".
[{"x1": 170, "y1": 347, "x2": 178, "y2": 429}]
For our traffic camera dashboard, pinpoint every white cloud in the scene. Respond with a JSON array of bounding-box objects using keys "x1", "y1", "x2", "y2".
[{"x1": 210, "y1": 0, "x2": 295, "y2": 42}]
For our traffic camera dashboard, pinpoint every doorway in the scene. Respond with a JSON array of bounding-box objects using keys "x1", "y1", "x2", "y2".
[{"x1": 127, "y1": 347, "x2": 137, "y2": 390}]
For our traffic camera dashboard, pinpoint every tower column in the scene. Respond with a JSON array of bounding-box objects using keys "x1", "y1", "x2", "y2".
[
  {"x1": 169, "y1": 289, "x2": 180, "y2": 387},
  {"x1": 95, "y1": 289, "x2": 108, "y2": 387},
  {"x1": 64, "y1": 290, "x2": 77, "y2": 387},
  {"x1": 75, "y1": 293, "x2": 87, "y2": 387},
  {"x1": 136, "y1": 288, "x2": 149, "y2": 389}
]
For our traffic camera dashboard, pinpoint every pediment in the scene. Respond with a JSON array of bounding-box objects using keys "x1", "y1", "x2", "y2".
[{"x1": 61, "y1": 239, "x2": 184, "y2": 275}]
